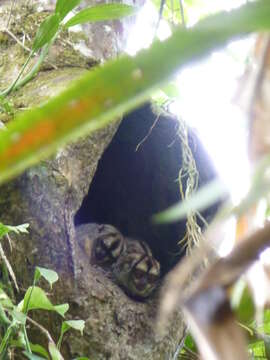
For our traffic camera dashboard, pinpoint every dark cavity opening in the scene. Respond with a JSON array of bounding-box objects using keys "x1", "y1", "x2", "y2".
[{"x1": 75, "y1": 104, "x2": 218, "y2": 274}]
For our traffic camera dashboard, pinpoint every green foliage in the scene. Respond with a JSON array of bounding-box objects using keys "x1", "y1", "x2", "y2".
[
  {"x1": 0, "y1": 222, "x2": 85, "y2": 359},
  {"x1": 0, "y1": 0, "x2": 136, "y2": 97},
  {"x1": 0, "y1": 96, "x2": 14, "y2": 116},
  {"x1": 32, "y1": 14, "x2": 60, "y2": 52},
  {"x1": 64, "y1": 3, "x2": 137, "y2": 28},
  {"x1": 57, "y1": 320, "x2": 85, "y2": 349},
  {"x1": 0, "y1": 222, "x2": 29, "y2": 238},
  {"x1": 22, "y1": 286, "x2": 68, "y2": 316},
  {"x1": 231, "y1": 280, "x2": 255, "y2": 324},
  {"x1": 55, "y1": 0, "x2": 82, "y2": 20},
  {"x1": 1, "y1": 1, "x2": 270, "y2": 186},
  {"x1": 34, "y1": 267, "x2": 59, "y2": 289},
  {"x1": 178, "y1": 333, "x2": 198, "y2": 358},
  {"x1": 154, "y1": 179, "x2": 226, "y2": 223}
]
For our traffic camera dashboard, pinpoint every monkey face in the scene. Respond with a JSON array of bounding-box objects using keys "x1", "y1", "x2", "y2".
[
  {"x1": 76, "y1": 223, "x2": 160, "y2": 299},
  {"x1": 76, "y1": 223, "x2": 126, "y2": 274},
  {"x1": 112, "y1": 240, "x2": 160, "y2": 299},
  {"x1": 92, "y1": 224, "x2": 126, "y2": 266}
]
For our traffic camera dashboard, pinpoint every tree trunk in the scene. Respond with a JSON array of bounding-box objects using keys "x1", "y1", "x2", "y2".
[{"x1": 0, "y1": 1, "x2": 186, "y2": 358}]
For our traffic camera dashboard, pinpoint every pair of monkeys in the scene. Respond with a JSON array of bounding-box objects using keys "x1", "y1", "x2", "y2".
[
  {"x1": 75, "y1": 104, "x2": 221, "y2": 300},
  {"x1": 76, "y1": 223, "x2": 160, "y2": 299}
]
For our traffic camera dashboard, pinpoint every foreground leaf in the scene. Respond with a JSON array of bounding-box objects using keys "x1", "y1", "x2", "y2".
[
  {"x1": 57, "y1": 320, "x2": 85, "y2": 349},
  {"x1": 0, "y1": 1, "x2": 270, "y2": 184},
  {"x1": 64, "y1": 4, "x2": 137, "y2": 28},
  {"x1": 55, "y1": 0, "x2": 81, "y2": 20},
  {"x1": 61, "y1": 320, "x2": 85, "y2": 335},
  {"x1": 23, "y1": 352, "x2": 47, "y2": 360},
  {"x1": 32, "y1": 14, "x2": 60, "y2": 52},
  {"x1": 49, "y1": 342, "x2": 64, "y2": 360},
  {"x1": 153, "y1": 179, "x2": 226, "y2": 223},
  {"x1": 23, "y1": 286, "x2": 67, "y2": 317},
  {"x1": 34, "y1": 267, "x2": 59, "y2": 289},
  {"x1": 0, "y1": 222, "x2": 29, "y2": 239}
]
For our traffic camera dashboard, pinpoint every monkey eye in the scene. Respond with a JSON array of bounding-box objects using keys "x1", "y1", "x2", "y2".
[
  {"x1": 147, "y1": 273, "x2": 159, "y2": 284},
  {"x1": 132, "y1": 268, "x2": 145, "y2": 280}
]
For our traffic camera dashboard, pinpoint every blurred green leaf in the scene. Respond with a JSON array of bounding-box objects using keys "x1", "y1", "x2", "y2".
[
  {"x1": 0, "y1": 222, "x2": 29, "y2": 239},
  {"x1": 61, "y1": 319, "x2": 85, "y2": 335},
  {"x1": 10, "y1": 310, "x2": 27, "y2": 325},
  {"x1": 0, "y1": 303, "x2": 11, "y2": 325},
  {"x1": 30, "y1": 344, "x2": 50, "y2": 359},
  {"x1": 23, "y1": 352, "x2": 47, "y2": 360},
  {"x1": 161, "y1": 81, "x2": 180, "y2": 98},
  {"x1": 0, "y1": 223, "x2": 11, "y2": 238},
  {"x1": 57, "y1": 319, "x2": 85, "y2": 349},
  {"x1": 257, "y1": 310, "x2": 270, "y2": 335},
  {"x1": 34, "y1": 267, "x2": 59, "y2": 289},
  {"x1": 65, "y1": 3, "x2": 137, "y2": 28},
  {"x1": 248, "y1": 340, "x2": 266, "y2": 358},
  {"x1": 55, "y1": 0, "x2": 81, "y2": 20},
  {"x1": 181, "y1": 333, "x2": 197, "y2": 354},
  {"x1": 49, "y1": 342, "x2": 64, "y2": 360},
  {"x1": 54, "y1": 303, "x2": 69, "y2": 317},
  {"x1": 0, "y1": 288, "x2": 14, "y2": 308},
  {"x1": 0, "y1": 323, "x2": 15, "y2": 354},
  {"x1": 22, "y1": 286, "x2": 67, "y2": 317},
  {"x1": 32, "y1": 14, "x2": 60, "y2": 52},
  {"x1": 23, "y1": 286, "x2": 54, "y2": 312},
  {"x1": 1, "y1": 1, "x2": 270, "y2": 185},
  {"x1": 12, "y1": 342, "x2": 50, "y2": 359},
  {"x1": 231, "y1": 280, "x2": 255, "y2": 324},
  {"x1": 153, "y1": 179, "x2": 226, "y2": 223}
]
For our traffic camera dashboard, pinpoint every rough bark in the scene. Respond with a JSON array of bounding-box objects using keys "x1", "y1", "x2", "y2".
[{"x1": 0, "y1": 1, "x2": 185, "y2": 359}]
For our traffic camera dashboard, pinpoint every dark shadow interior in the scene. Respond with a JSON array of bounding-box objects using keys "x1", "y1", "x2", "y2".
[{"x1": 75, "y1": 104, "x2": 218, "y2": 274}]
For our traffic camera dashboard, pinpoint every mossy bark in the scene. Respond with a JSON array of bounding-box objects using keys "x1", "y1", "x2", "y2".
[{"x1": 0, "y1": 1, "x2": 185, "y2": 359}]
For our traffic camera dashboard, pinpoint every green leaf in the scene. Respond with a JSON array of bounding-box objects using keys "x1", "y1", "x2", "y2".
[
  {"x1": 12, "y1": 342, "x2": 50, "y2": 359},
  {"x1": 0, "y1": 222, "x2": 29, "y2": 239},
  {"x1": 54, "y1": 303, "x2": 69, "y2": 317},
  {"x1": 55, "y1": 0, "x2": 82, "y2": 20},
  {"x1": 1, "y1": 1, "x2": 270, "y2": 185},
  {"x1": 248, "y1": 340, "x2": 266, "y2": 358},
  {"x1": 30, "y1": 344, "x2": 50, "y2": 359},
  {"x1": 23, "y1": 352, "x2": 47, "y2": 360},
  {"x1": 23, "y1": 286, "x2": 54, "y2": 312},
  {"x1": 231, "y1": 280, "x2": 255, "y2": 324},
  {"x1": 34, "y1": 267, "x2": 59, "y2": 288},
  {"x1": 32, "y1": 14, "x2": 60, "y2": 52},
  {"x1": 161, "y1": 81, "x2": 180, "y2": 99},
  {"x1": 62, "y1": 319, "x2": 85, "y2": 335},
  {"x1": 22, "y1": 286, "x2": 67, "y2": 317},
  {"x1": 182, "y1": 333, "x2": 197, "y2": 353},
  {"x1": 153, "y1": 179, "x2": 226, "y2": 223},
  {"x1": 0, "y1": 323, "x2": 15, "y2": 354},
  {"x1": 0, "y1": 223, "x2": 11, "y2": 238},
  {"x1": 10, "y1": 309, "x2": 27, "y2": 325},
  {"x1": 0, "y1": 303, "x2": 11, "y2": 325},
  {"x1": 73, "y1": 358, "x2": 90, "y2": 360},
  {"x1": 258, "y1": 310, "x2": 270, "y2": 334},
  {"x1": 0, "y1": 288, "x2": 14, "y2": 308},
  {"x1": 49, "y1": 342, "x2": 64, "y2": 360},
  {"x1": 64, "y1": 3, "x2": 137, "y2": 28},
  {"x1": 57, "y1": 319, "x2": 84, "y2": 350}
]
